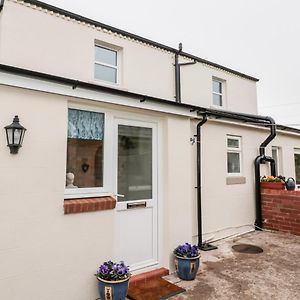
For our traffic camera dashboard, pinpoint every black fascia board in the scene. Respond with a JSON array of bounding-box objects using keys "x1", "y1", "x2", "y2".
[
  {"x1": 19, "y1": 0, "x2": 259, "y2": 82},
  {"x1": 0, "y1": 63, "x2": 286, "y2": 131}
]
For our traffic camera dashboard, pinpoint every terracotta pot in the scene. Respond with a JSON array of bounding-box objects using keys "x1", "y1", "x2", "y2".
[{"x1": 260, "y1": 182, "x2": 285, "y2": 190}]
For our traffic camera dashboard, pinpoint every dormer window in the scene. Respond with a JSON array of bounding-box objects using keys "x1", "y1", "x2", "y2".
[
  {"x1": 94, "y1": 45, "x2": 118, "y2": 84},
  {"x1": 212, "y1": 78, "x2": 225, "y2": 107}
]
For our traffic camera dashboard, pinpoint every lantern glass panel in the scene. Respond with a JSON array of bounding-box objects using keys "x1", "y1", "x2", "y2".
[
  {"x1": 6, "y1": 128, "x2": 13, "y2": 145},
  {"x1": 14, "y1": 129, "x2": 22, "y2": 145}
]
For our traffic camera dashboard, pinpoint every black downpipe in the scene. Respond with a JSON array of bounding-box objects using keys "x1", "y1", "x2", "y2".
[
  {"x1": 254, "y1": 117, "x2": 276, "y2": 229},
  {"x1": 0, "y1": 0, "x2": 5, "y2": 12},
  {"x1": 196, "y1": 114, "x2": 217, "y2": 251},
  {"x1": 174, "y1": 43, "x2": 196, "y2": 103},
  {"x1": 174, "y1": 43, "x2": 182, "y2": 103}
]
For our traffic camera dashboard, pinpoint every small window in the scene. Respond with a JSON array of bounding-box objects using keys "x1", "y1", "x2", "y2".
[
  {"x1": 66, "y1": 109, "x2": 104, "y2": 190},
  {"x1": 271, "y1": 146, "x2": 281, "y2": 175},
  {"x1": 212, "y1": 79, "x2": 224, "y2": 107},
  {"x1": 94, "y1": 45, "x2": 118, "y2": 83},
  {"x1": 227, "y1": 135, "x2": 242, "y2": 175},
  {"x1": 294, "y1": 149, "x2": 300, "y2": 184}
]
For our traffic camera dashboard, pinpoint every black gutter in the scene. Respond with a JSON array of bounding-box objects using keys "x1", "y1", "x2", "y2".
[
  {"x1": 0, "y1": 0, "x2": 5, "y2": 12},
  {"x1": 1, "y1": 63, "x2": 290, "y2": 132},
  {"x1": 17, "y1": 0, "x2": 259, "y2": 82},
  {"x1": 0, "y1": 63, "x2": 261, "y2": 118}
]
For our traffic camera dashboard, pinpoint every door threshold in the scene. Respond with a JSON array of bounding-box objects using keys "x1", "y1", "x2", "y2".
[{"x1": 129, "y1": 267, "x2": 169, "y2": 287}]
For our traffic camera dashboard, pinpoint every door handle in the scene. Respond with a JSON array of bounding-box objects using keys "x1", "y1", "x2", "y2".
[
  {"x1": 115, "y1": 193, "x2": 125, "y2": 198},
  {"x1": 127, "y1": 201, "x2": 147, "y2": 209}
]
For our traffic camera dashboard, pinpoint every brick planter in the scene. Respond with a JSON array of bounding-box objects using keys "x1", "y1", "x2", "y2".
[
  {"x1": 261, "y1": 189, "x2": 300, "y2": 235},
  {"x1": 260, "y1": 182, "x2": 285, "y2": 190}
]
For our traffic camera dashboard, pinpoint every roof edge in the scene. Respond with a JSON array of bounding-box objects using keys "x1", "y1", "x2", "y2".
[
  {"x1": 15, "y1": 0, "x2": 259, "y2": 82},
  {"x1": 3, "y1": 63, "x2": 300, "y2": 134}
]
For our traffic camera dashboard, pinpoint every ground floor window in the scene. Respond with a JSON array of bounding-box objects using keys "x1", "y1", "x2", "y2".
[
  {"x1": 66, "y1": 108, "x2": 104, "y2": 189},
  {"x1": 272, "y1": 146, "x2": 281, "y2": 175},
  {"x1": 294, "y1": 149, "x2": 300, "y2": 184},
  {"x1": 227, "y1": 135, "x2": 242, "y2": 175}
]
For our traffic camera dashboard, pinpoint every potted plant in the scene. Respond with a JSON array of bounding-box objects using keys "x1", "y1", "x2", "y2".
[
  {"x1": 174, "y1": 243, "x2": 200, "y2": 281},
  {"x1": 95, "y1": 261, "x2": 131, "y2": 300},
  {"x1": 260, "y1": 176, "x2": 285, "y2": 190}
]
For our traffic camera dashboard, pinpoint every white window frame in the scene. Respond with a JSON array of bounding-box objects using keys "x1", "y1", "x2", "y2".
[
  {"x1": 94, "y1": 43, "x2": 121, "y2": 85},
  {"x1": 271, "y1": 146, "x2": 281, "y2": 175},
  {"x1": 227, "y1": 135, "x2": 242, "y2": 176},
  {"x1": 212, "y1": 77, "x2": 226, "y2": 108},
  {"x1": 294, "y1": 148, "x2": 300, "y2": 186},
  {"x1": 64, "y1": 105, "x2": 113, "y2": 199}
]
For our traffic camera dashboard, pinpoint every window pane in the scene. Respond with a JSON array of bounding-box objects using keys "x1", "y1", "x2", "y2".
[
  {"x1": 118, "y1": 125, "x2": 152, "y2": 202},
  {"x1": 227, "y1": 152, "x2": 240, "y2": 173},
  {"x1": 227, "y1": 138, "x2": 239, "y2": 148},
  {"x1": 213, "y1": 80, "x2": 222, "y2": 93},
  {"x1": 95, "y1": 46, "x2": 117, "y2": 66},
  {"x1": 66, "y1": 109, "x2": 104, "y2": 188},
  {"x1": 95, "y1": 64, "x2": 117, "y2": 83},
  {"x1": 213, "y1": 93, "x2": 222, "y2": 106},
  {"x1": 294, "y1": 153, "x2": 300, "y2": 184},
  {"x1": 68, "y1": 109, "x2": 104, "y2": 140},
  {"x1": 272, "y1": 148, "x2": 279, "y2": 174}
]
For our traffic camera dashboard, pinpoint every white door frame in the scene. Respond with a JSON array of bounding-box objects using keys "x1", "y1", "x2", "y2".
[{"x1": 113, "y1": 116, "x2": 162, "y2": 272}]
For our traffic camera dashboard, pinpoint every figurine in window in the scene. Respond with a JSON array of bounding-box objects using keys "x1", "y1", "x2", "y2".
[{"x1": 66, "y1": 172, "x2": 78, "y2": 188}]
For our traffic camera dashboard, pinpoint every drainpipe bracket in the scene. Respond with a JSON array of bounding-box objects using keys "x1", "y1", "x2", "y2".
[{"x1": 199, "y1": 243, "x2": 218, "y2": 251}]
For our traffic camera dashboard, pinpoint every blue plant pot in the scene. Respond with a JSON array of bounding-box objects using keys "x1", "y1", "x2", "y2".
[
  {"x1": 174, "y1": 255, "x2": 200, "y2": 281},
  {"x1": 96, "y1": 276, "x2": 130, "y2": 300}
]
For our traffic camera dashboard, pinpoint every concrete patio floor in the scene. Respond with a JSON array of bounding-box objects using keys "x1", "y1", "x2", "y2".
[{"x1": 166, "y1": 231, "x2": 300, "y2": 300}]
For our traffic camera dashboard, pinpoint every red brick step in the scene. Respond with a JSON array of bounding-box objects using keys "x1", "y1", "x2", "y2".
[{"x1": 129, "y1": 267, "x2": 169, "y2": 287}]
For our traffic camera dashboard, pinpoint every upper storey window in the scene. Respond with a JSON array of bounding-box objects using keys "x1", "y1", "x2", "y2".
[
  {"x1": 95, "y1": 45, "x2": 118, "y2": 84},
  {"x1": 212, "y1": 78, "x2": 225, "y2": 107}
]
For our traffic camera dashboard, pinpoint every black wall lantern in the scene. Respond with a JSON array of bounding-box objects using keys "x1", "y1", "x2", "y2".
[{"x1": 4, "y1": 115, "x2": 26, "y2": 154}]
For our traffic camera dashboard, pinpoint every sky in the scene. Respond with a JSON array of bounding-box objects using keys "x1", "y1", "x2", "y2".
[{"x1": 43, "y1": 0, "x2": 300, "y2": 127}]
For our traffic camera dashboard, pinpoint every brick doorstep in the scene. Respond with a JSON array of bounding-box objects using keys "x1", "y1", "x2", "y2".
[{"x1": 129, "y1": 267, "x2": 169, "y2": 287}]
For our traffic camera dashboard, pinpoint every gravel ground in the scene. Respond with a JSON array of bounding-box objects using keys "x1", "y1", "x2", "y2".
[{"x1": 166, "y1": 231, "x2": 300, "y2": 300}]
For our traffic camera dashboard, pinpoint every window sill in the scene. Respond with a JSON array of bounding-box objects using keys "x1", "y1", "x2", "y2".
[
  {"x1": 64, "y1": 196, "x2": 116, "y2": 214},
  {"x1": 226, "y1": 176, "x2": 246, "y2": 185}
]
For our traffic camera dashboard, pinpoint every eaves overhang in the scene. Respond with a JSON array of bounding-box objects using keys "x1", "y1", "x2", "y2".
[
  {"x1": 11, "y1": 0, "x2": 259, "y2": 82},
  {"x1": 2, "y1": 63, "x2": 296, "y2": 136}
]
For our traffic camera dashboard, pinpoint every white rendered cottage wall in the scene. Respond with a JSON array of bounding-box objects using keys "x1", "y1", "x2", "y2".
[
  {"x1": 191, "y1": 120, "x2": 300, "y2": 242},
  {"x1": 1, "y1": 83, "x2": 300, "y2": 299},
  {"x1": 0, "y1": 86, "x2": 116, "y2": 299},
  {"x1": 0, "y1": 0, "x2": 258, "y2": 114},
  {"x1": 0, "y1": 84, "x2": 197, "y2": 299}
]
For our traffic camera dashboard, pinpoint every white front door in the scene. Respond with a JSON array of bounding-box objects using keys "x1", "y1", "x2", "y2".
[{"x1": 114, "y1": 118, "x2": 158, "y2": 271}]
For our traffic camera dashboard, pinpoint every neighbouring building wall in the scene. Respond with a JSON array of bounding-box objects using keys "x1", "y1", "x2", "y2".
[{"x1": 0, "y1": 0, "x2": 258, "y2": 114}]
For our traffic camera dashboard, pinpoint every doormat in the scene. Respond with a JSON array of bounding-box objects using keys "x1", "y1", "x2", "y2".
[{"x1": 127, "y1": 277, "x2": 185, "y2": 300}]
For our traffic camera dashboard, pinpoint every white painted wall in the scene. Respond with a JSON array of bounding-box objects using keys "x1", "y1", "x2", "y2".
[
  {"x1": 0, "y1": 86, "x2": 115, "y2": 300},
  {"x1": 190, "y1": 120, "x2": 300, "y2": 242},
  {"x1": 0, "y1": 0, "x2": 257, "y2": 114},
  {"x1": 1, "y1": 83, "x2": 300, "y2": 299}
]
